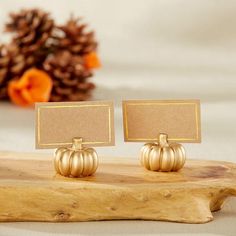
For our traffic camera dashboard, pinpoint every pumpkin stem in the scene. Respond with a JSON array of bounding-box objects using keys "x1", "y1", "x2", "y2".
[
  {"x1": 158, "y1": 133, "x2": 169, "y2": 147},
  {"x1": 72, "y1": 137, "x2": 83, "y2": 150}
]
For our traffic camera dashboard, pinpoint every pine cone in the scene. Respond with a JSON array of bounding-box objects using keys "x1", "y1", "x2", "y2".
[
  {"x1": 0, "y1": 44, "x2": 36, "y2": 99},
  {"x1": 43, "y1": 51, "x2": 95, "y2": 102},
  {"x1": 53, "y1": 17, "x2": 97, "y2": 56},
  {"x1": 0, "y1": 45, "x2": 9, "y2": 99},
  {"x1": 5, "y1": 8, "x2": 54, "y2": 65}
]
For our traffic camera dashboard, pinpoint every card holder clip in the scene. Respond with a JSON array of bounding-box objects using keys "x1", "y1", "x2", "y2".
[
  {"x1": 54, "y1": 137, "x2": 98, "y2": 178},
  {"x1": 140, "y1": 133, "x2": 186, "y2": 172}
]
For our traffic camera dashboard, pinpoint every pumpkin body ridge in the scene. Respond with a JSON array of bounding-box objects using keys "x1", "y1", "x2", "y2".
[{"x1": 149, "y1": 145, "x2": 161, "y2": 171}]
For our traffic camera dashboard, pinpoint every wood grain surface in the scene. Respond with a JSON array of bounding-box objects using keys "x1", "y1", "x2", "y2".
[{"x1": 0, "y1": 152, "x2": 235, "y2": 223}]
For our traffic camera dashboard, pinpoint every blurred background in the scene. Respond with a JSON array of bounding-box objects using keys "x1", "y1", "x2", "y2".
[
  {"x1": 0, "y1": 1, "x2": 236, "y2": 235},
  {"x1": 0, "y1": 0, "x2": 236, "y2": 161}
]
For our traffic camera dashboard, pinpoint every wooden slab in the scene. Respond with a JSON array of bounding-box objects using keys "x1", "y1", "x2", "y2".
[{"x1": 0, "y1": 152, "x2": 235, "y2": 223}]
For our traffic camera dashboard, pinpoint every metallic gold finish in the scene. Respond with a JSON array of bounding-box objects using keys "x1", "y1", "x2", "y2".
[
  {"x1": 140, "y1": 143, "x2": 154, "y2": 169},
  {"x1": 140, "y1": 133, "x2": 186, "y2": 172},
  {"x1": 149, "y1": 146, "x2": 161, "y2": 171},
  {"x1": 54, "y1": 147, "x2": 67, "y2": 173},
  {"x1": 54, "y1": 137, "x2": 98, "y2": 178},
  {"x1": 170, "y1": 143, "x2": 186, "y2": 171}
]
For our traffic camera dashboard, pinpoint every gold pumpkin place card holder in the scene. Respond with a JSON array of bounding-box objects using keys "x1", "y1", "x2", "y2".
[
  {"x1": 122, "y1": 99, "x2": 201, "y2": 172},
  {"x1": 35, "y1": 101, "x2": 115, "y2": 177}
]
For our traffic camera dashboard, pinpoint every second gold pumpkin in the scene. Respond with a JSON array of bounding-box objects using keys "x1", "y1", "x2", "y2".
[{"x1": 140, "y1": 133, "x2": 186, "y2": 172}]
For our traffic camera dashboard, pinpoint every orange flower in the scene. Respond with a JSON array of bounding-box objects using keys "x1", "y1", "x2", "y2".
[
  {"x1": 8, "y1": 68, "x2": 53, "y2": 107},
  {"x1": 83, "y1": 52, "x2": 101, "y2": 69}
]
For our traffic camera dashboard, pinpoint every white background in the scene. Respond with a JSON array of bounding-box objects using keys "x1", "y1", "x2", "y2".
[{"x1": 0, "y1": 0, "x2": 236, "y2": 235}]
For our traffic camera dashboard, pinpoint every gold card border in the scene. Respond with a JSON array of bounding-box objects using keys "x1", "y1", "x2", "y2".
[
  {"x1": 122, "y1": 100, "x2": 201, "y2": 143},
  {"x1": 36, "y1": 102, "x2": 114, "y2": 148}
]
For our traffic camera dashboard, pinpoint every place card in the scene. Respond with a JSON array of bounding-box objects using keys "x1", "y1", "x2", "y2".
[
  {"x1": 36, "y1": 100, "x2": 115, "y2": 148},
  {"x1": 122, "y1": 99, "x2": 201, "y2": 143}
]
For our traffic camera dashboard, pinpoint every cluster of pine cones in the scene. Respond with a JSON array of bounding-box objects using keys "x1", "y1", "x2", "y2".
[{"x1": 0, "y1": 8, "x2": 98, "y2": 102}]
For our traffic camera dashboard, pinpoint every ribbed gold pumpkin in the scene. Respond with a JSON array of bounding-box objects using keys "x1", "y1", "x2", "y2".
[
  {"x1": 140, "y1": 133, "x2": 186, "y2": 172},
  {"x1": 54, "y1": 138, "x2": 98, "y2": 177}
]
